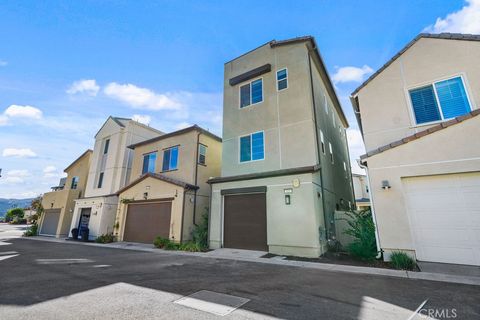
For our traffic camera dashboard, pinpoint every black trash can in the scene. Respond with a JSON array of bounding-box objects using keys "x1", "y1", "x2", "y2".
[
  {"x1": 71, "y1": 228, "x2": 79, "y2": 240},
  {"x1": 80, "y1": 228, "x2": 89, "y2": 242}
]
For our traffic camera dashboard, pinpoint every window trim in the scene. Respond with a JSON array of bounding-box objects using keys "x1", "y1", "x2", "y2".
[
  {"x1": 239, "y1": 77, "x2": 264, "y2": 109},
  {"x1": 406, "y1": 74, "x2": 473, "y2": 127},
  {"x1": 320, "y1": 130, "x2": 325, "y2": 154},
  {"x1": 198, "y1": 143, "x2": 207, "y2": 166},
  {"x1": 162, "y1": 145, "x2": 179, "y2": 172},
  {"x1": 328, "y1": 142, "x2": 334, "y2": 164},
  {"x1": 238, "y1": 130, "x2": 265, "y2": 163},
  {"x1": 142, "y1": 151, "x2": 157, "y2": 174},
  {"x1": 276, "y1": 68, "x2": 288, "y2": 91}
]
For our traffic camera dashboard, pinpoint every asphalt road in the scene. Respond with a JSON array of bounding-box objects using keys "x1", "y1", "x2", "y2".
[{"x1": 0, "y1": 234, "x2": 479, "y2": 319}]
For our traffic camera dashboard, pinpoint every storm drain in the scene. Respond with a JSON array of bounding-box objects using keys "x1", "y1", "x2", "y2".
[{"x1": 174, "y1": 290, "x2": 250, "y2": 316}]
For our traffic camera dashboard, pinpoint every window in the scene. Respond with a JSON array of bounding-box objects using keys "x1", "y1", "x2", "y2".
[
  {"x1": 329, "y1": 142, "x2": 334, "y2": 164},
  {"x1": 240, "y1": 79, "x2": 263, "y2": 108},
  {"x1": 97, "y1": 172, "x2": 104, "y2": 188},
  {"x1": 198, "y1": 144, "x2": 207, "y2": 165},
  {"x1": 332, "y1": 113, "x2": 335, "y2": 128},
  {"x1": 162, "y1": 146, "x2": 179, "y2": 171},
  {"x1": 71, "y1": 176, "x2": 79, "y2": 190},
  {"x1": 277, "y1": 68, "x2": 288, "y2": 91},
  {"x1": 240, "y1": 131, "x2": 264, "y2": 162},
  {"x1": 142, "y1": 152, "x2": 157, "y2": 174},
  {"x1": 409, "y1": 76, "x2": 471, "y2": 125},
  {"x1": 320, "y1": 130, "x2": 325, "y2": 154},
  {"x1": 324, "y1": 94, "x2": 329, "y2": 114},
  {"x1": 343, "y1": 162, "x2": 347, "y2": 171},
  {"x1": 103, "y1": 139, "x2": 110, "y2": 154}
]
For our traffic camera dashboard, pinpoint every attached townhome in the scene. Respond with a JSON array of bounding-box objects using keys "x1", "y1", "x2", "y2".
[
  {"x1": 208, "y1": 36, "x2": 354, "y2": 258},
  {"x1": 39, "y1": 150, "x2": 92, "y2": 237},
  {"x1": 114, "y1": 125, "x2": 221, "y2": 244},
  {"x1": 69, "y1": 117, "x2": 163, "y2": 240},
  {"x1": 351, "y1": 33, "x2": 480, "y2": 266},
  {"x1": 352, "y1": 173, "x2": 370, "y2": 210}
]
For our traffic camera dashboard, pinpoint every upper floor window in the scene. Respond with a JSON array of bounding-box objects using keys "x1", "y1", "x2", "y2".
[
  {"x1": 329, "y1": 142, "x2": 334, "y2": 164},
  {"x1": 142, "y1": 152, "x2": 157, "y2": 174},
  {"x1": 320, "y1": 130, "x2": 325, "y2": 154},
  {"x1": 103, "y1": 139, "x2": 110, "y2": 154},
  {"x1": 240, "y1": 131, "x2": 264, "y2": 162},
  {"x1": 324, "y1": 94, "x2": 329, "y2": 114},
  {"x1": 409, "y1": 76, "x2": 471, "y2": 125},
  {"x1": 198, "y1": 144, "x2": 207, "y2": 165},
  {"x1": 240, "y1": 79, "x2": 263, "y2": 108},
  {"x1": 162, "y1": 146, "x2": 178, "y2": 171},
  {"x1": 97, "y1": 172, "x2": 104, "y2": 188},
  {"x1": 71, "y1": 176, "x2": 79, "y2": 190},
  {"x1": 277, "y1": 68, "x2": 288, "y2": 91}
]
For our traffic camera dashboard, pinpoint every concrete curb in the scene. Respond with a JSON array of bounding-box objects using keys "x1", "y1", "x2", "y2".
[{"x1": 19, "y1": 237, "x2": 480, "y2": 286}]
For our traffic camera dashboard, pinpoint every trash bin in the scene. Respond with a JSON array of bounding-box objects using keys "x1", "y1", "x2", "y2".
[
  {"x1": 80, "y1": 228, "x2": 89, "y2": 242},
  {"x1": 71, "y1": 228, "x2": 79, "y2": 240}
]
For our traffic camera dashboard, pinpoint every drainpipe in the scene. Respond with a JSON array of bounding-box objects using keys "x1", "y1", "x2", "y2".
[
  {"x1": 180, "y1": 188, "x2": 187, "y2": 242},
  {"x1": 358, "y1": 160, "x2": 382, "y2": 259},
  {"x1": 307, "y1": 48, "x2": 329, "y2": 243},
  {"x1": 192, "y1": 131, "x2": 201, "y2": 226}
]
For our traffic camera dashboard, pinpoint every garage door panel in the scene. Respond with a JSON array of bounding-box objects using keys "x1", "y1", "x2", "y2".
[
  {"x1": 40, "y1": 209, "x2": 61, "y2": 236},
  {"x1": 224, "y1": 193, "x2": 267, "y2": 251},
  {"x1": 124, "y1": 202, "x2": 172, "y2": 244},
  {"x1": 402, "y1": 172, "x2": 480, "y2": 266}
]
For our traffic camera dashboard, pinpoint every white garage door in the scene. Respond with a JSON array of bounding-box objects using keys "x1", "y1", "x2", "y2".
[{"x1": 403, "y1": 172, "x2": 480, "y2": 266}]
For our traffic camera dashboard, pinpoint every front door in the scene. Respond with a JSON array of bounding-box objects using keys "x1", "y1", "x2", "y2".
[{"x1": 77, "y1": 208, "x2": 91, "y2": 238}]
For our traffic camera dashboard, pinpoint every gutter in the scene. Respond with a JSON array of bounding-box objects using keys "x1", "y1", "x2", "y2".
[
  {"x1": 192, "y1": 131, "x2": 201, "y2": 226},
  {"x1": 179, "y1": 188, "x2": 187, "y2": 242}
]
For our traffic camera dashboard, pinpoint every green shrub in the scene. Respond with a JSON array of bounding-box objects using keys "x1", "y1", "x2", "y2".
[
  {"x1": 153, "y1": 237, "x2": 171, "y2": 249},
  {"x1": 192, "y1": 212, "x2": 209, "y2": 249},
  {"x1": 343, "y1": 209, "x2": 378, "y2": 261},
  {"x1": 390, "y1": 251, "x2": 416, "y2": 270},
  {"x1": 179, "y1": 241, "x2": 203, "y2": 252},
  {"x1": 5, "y1": 208, "x2": 25, "y2": 222},
  {"x1": 95, "y1": 233, "x2": 115, "y2": 243},
  {"x1": 23, "y1": 223, "x2": 38, "y2": 237},
  {"x1": 164, "y1": 241, "x2": 180, "y2": 250}
]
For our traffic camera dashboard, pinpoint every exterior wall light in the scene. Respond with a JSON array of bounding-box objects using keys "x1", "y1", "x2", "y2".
[{"x1": 381, "y1": 180, "x2": 391, "y2": 190}]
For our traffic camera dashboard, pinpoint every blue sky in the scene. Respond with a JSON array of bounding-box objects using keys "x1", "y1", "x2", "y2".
[{"x1": 0, "y1": 0, "x2": 478, "y2": 198}]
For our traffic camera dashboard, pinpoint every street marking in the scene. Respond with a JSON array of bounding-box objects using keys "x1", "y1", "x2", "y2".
[
  {"x1": 0, "y1": 254, "x2": 19, "y2": 261},
  {"x1": 0, "y1": 251, "x2": 18, "y2": 255},
  {"x1": 36, "y1": 258, "x2": 94, "y2": 265},
  {"x1": 174, "y1": 290, "x2": 250, "y2": 316},
  {"x1": 407, "y1": 299, "x2": 429, "y2": 320},
  {"x1": 0, "y1": 241, "x2": 12, "y2": 246},
  {"x1": 92, "y1": 264, "x2": 111, "y2": 268}
]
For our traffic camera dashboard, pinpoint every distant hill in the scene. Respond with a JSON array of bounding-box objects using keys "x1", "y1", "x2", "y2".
[{"x1": 0, "y1": 198, "x2": 34, "y2": 217}]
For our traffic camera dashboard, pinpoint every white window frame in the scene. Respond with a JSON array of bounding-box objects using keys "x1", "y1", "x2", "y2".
[
  {"x1": 324, "y1": 94, "x2": 329, "y2": 114},
  {"x1": 198, "y1": 143, "x2": 207, "y2": 165},
  {"x1": 142, "y1": 151, "x2": 157, "y2": 174},
  {"x1": 329, "y1": 142, "x2": 334, "y2": 164},
  {"x1": 239, "y1": 77, "x2": 264, "y2": 109},
  {"x1": 406, "y1": 74, "x2": 473, "y2": 127},
  {"x1": 238, "y1": 130, "x2": 265, "y2": 163},
  {"x1": 320, "y1": 130, "x2": 325, "y2": 154},
  {"x1": 276, "y1": 68, "x2": 288, "y2": 91}
]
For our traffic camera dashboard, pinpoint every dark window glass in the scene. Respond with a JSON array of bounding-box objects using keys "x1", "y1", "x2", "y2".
[
  {"x1": 240, "y1": 136, "x2": 251, "y2": 162},
  {"x1": 240, "y1": 84, "x2": 250, "y2": 108},
  {"x1": 251, "y1": 79, "x2": 263, "y2": 104},
  {"x1": 409, "y1": 85, "x2": 441, "y2": 124},
  {"x1": 97, "y1": 172, "x2": 104, "y2": 188},
  {"x1": 104, "y1": 139, "x2": 110, "y2": 154},
  {"x1": 198, "y1": 144, "x2": 207, "y2": 165},
  {"x1": 71, "y1": 176, "x2": 79, "y2": 190},
  {"x1": 277, "y1": 69, "x2": 288, "y2": 90},
  {"x1": 142, "y1": 152, "x2": 157, "y2": 174}
]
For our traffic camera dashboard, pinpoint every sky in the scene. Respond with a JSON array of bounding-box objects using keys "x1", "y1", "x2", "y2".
[{"x1": 1, "y1": 0, "x2": 479, "y2": 199}]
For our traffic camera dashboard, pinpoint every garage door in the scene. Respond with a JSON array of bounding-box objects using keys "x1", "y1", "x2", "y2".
[
  {"x1": 224, "y1": 192, "x2": 267, "y2": 251},
  {"x1": 40, "y1": 209, "x2": 61, "y2": 236},
  {"x1": 123, "y1": 202, "x2": 172, "y2": 244},
  {"x1": 403, "y1": 172, "x2": 480, "y2": 265}
]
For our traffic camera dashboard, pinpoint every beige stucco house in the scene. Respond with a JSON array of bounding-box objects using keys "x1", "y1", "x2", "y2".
[
  {"x1": 39, "y1": 150, "x2": 92, "y2": 237},
  {"x1": 352, "y1": 173, "x2": 370, "y2": 210},
  {"x1": 351, "y1": 33, "x2": 480, "y2": 266},
  {"x1": 209, "y1": 36, "x2": 354, "y2": 258},
  {"x1": 69, "y1": 117, "x2": 163, "y2": 240},
  {"x1": 114, "y1": 125, "x2": 221, "y2": 244}
]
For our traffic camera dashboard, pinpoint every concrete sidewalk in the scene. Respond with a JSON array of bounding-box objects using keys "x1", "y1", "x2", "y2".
[{"x1": 19, "y1": 236, "x2": 480, "y2": 286}]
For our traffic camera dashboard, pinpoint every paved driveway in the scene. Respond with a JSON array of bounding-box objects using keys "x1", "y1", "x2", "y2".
[{"x1": 0, "y1": 237, "x2": 479, "y2": 319}]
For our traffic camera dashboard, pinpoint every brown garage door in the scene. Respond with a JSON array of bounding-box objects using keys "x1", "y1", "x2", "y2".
[
  {"x1": 224, "y1": 193, "x2": 267, "y2": 251},
  {"x1": 40, "y1": 209, "x2": 61, "y2": 236},
  {"x1": 123, "y1": 202, "x2": 172, "y2": 244}
]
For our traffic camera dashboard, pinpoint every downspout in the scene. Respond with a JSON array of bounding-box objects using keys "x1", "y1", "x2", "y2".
[
  {"x1": 180, "y1": 188, "x2": 187, "y2": 242},
  {"x1": 307, "y1": 48, "x2": 329, "y2": 243},
  {"x1": 192, "y1": 131, "x2": 201, "y2": 226},
  {"x1": 358, "y1": 160, "x2": 382, "y2": 259}
]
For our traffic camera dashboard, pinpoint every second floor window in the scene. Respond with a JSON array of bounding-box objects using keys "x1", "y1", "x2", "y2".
[
  {"x1": 240, "y1": 78, "x2": 263, "y2": 108},
  {"x1": 277, "y1": 68, "x2": 288, "y2": 91},
  {"x1": 320, "y1": 130, "x2": 325, "y2": 154},
  {"x1": 240, "y1": 131, "x2": 264, "y2": 162},
  {"x1": 409, "y1": 76, "x2": 471, "y2": 125},
  {"x1": 162, "y1": 146, "x2": 179, "y2": 171},
  {"x1": 198, "y1": 144, "x2": 207, "y2": 165},
  {"x1": 71, "y1": 176, "x2": 79, "y2": 190},
  {"x1": 329, "y1": 142, "x2": 334, "y2": 164},
  {"x1": 103, "y1": 139, "x2": 110, "y2": 154},
  {"x1": 97, "y1": 172, "x2": 104, "y2": 188},
  {"x1": 142, "y1": 152, "x2": 157, "y2": 174}
]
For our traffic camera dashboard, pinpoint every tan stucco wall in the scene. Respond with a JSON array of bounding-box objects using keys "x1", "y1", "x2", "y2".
[
  {"x1": 116, "y1": 177, "x2": 186, "y2": 242},
  {"x1": 209, "y1": 172, "x2": 327, "y2": 258},
  {"x1": 356, "y1": 38, "x2": 480, "y2": 152},
  {"x1": 366, "y1": 116, "x2": 480, "y2": 259}
]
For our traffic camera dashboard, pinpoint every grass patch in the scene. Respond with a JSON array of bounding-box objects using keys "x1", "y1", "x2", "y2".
[
  {"x1": 390, "y1": 251, "x2": 416, "y2": 270},
  {"x1": 95, "y1": 233, "x2": 115, "y2": 243}
]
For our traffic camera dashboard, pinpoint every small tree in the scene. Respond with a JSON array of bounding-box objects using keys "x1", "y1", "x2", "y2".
[
  {"x1": 30, "y1": 196, "x2": 44, "y2": 223},
  {"x1": 5, "y1": 208, "x2": 24, "y2": 222},
  {"x1": 192, "y1": 210, "x2": 209, "y2": 249},
  {"x1": 342, "y1": 209, "x2": 378, "y2": 261}
]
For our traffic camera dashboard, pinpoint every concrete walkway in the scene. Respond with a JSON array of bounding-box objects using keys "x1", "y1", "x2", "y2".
[{"x1": 20, "y1": 236, "x2": 480, "y2": 286}]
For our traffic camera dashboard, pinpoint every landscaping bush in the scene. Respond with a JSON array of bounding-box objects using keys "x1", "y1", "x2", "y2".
[
  {"x1": 342, "y1": 209, "x2": 378, "y2": 261},
  {"x1": 5, "y1": 208, "x2": 24, "y2": 223},
  {"x1": 390, "y1": 251, "x2": 416, "y2": 270},
  {"x1": 179, "y1": 241, "x2": 203, "y2": 252},
  {"x1": 153, "y1": 237, "x2": 171, "y2": 249},
  {"x1": 23, "y1": 223, "x2": 38, "y2": 237},
  {"x1": 95, "y1": 233, "x2": 115, "y2": 243},
  {"x1": 192, "y1": 212, "x2": 209, "y2": 249}
]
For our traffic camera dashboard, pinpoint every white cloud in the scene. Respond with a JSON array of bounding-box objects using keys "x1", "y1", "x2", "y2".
[
  {"x1": 1, "y1": 170, "x2": 30, "y2": 184},
  {"x1": 0, "y1": 115, "x2": 8, "y2": 126},
  {"x1": 2, "y1": 148, "x2": 37, "y2": 158},
  {"x1": 131, "y1": 114, "x2": 152, "y2": 125},
  {"x1": 7, "y1": 169, "x2": 30, "y2": 177},
  {"x1": 43, "y1": 166, "x2": 57, "y2": 174},
  {"x1": 332, "y1": 65, "x2": 374, "y2": 84},
  {"x1": 67, "y1": 79, "x2": 100, "y2": 96},
  {"x1": 4, "y1": 105, "x2": 43, "y2": 119},
  {"x1": 2, "y1": 176, "x2": 24, "y2": 184},
  {"x1": 0, "y1": 60, "x2": 7, "y2": 67},
  {"x1": 424, "y1": 0, "x2": 480, "y2": 34},
  {"x1": 104, "y1": 82, "x2": 182, "y2": 111},
  {"x1": 43, "y1": 166, "x2": 63, "y2": 178},
  {"x1": 174, "y1": 122, "x2": 192, "y2": 130}
]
